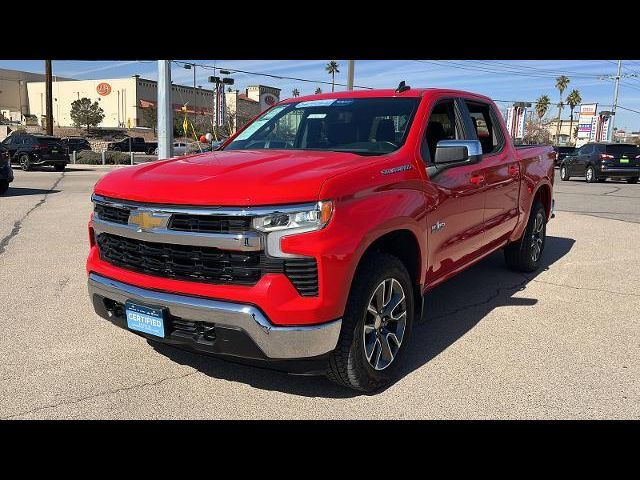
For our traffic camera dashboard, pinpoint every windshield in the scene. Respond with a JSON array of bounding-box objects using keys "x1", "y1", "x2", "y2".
[{"x1": 224, "y1": 97, "x2": 420, "y2": 155}]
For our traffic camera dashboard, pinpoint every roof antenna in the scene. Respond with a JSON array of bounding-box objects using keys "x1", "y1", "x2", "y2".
[{"x1": 396, "y1": 81, "x2": 410, "y2": 93}]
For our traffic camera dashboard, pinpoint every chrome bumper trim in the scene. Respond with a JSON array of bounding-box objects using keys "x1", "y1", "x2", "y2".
[
  {"x1": 92, "y1": 217, "x2": 263, "y2": 251},
  {"x1": 88, "y1": 273, "x2": 341, "y2": 359}
]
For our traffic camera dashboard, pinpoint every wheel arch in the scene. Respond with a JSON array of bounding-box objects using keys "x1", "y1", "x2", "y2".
[{"x1": 352, "y1": 229, "x2": 424, "y2": 320}]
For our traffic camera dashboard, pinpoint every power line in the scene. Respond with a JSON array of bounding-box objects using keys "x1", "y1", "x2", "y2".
[{"x1": 171, "y1": 60, "x2": 374, "y2": 90}]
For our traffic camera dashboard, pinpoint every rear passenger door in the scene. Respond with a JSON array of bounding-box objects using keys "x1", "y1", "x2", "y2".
[{"x1": 461, "y1": 99, "x2": 520, "y2": 249}]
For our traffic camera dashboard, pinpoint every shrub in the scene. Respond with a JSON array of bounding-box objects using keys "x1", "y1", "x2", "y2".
[{"x1": 75, "y1": 150, "x2": 131, "y2": 165}]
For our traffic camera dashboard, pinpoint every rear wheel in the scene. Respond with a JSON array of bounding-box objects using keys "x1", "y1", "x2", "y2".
[
  {"x1": 19, "y1": 154, "x2": 32, "y2": 171},
  {"x1": 504, "y1": 201, "x2": 547, "y2": 273},
  {"x1": 326, "y1": 253, "x2": 415, "y2": 393},
  {"x1": 560, "y1": 164, "x2": 570, "y2": 181},
  {"x1": 585, "y1": 166, "x2": 597, "y2": 183},
  {"x1": 112, "y1": 146, "x2": 121, "y2": 152},
  {"x1": 0, "y1": 179, "x2": 8, "y2": 195},
  {"x1": 627, "y1": 177, "x2": 639, "y2": 184},
  {"x1": 53, "y1": 163, "x2": 66, "y2": 172}
]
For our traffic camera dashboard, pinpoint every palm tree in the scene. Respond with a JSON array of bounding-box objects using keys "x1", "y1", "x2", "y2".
[
  {"x1": 565, "y1": 89, "x2": 582, "y2": 145},
  {"x1": 535, "y1": 94, "x2": 551, "y2": 122},
  {"x1": 325, "y1": 61, "x2": 340, "y2": 92},
  {"x1": 315, "y1": 87, "x2": 322, "y2": 95},
  {"x1": 292, "y1": 88, "x2": 300, "y2": 97},
  {"x1": 554, "y1": 75, "x2": 570, "y2": 145}
]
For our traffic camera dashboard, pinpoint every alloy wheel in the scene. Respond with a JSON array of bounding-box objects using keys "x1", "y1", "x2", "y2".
[
  {"x1": 530, "y1": 211, "x2": 545, "y2": 262},
  {"x1": 362, "y1": 278, "x2": 407, "y2": 371}
]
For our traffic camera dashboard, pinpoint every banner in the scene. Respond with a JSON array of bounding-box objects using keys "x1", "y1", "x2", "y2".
[
  {"x1": 578, "y1": 103, "x2": 597, "y2": 139},
  {"x1": 515, "y1": 107, "x2": 527, "y2": 139},
  {"x1": 214, "y1": 86, "x2": 226, "y2": 127},
  {"x1": 506, "y1": 107, "x2": 515, "y2": 137}
]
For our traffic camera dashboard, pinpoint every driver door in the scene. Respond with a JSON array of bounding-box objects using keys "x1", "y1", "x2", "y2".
[{"x1": 422, "y1": 98, "x2": 487, "y2": 285}]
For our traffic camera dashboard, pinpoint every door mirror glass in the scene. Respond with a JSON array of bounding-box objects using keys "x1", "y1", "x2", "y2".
[{"x1": 434, "y1": 140, "x2": 482, "y2": 165}]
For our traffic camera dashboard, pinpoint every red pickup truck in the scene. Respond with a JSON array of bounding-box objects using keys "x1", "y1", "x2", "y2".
[{"x1": 87, "y1": 86, "x2": 555, "y2": 392}]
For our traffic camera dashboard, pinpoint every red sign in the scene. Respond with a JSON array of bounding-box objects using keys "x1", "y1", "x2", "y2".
[
  {"x1": 264, "y1": 95, "x2": 276, "y2": 106},
  {"x1": 96, "y1": 82, "x2": 112, "y2": 96}
]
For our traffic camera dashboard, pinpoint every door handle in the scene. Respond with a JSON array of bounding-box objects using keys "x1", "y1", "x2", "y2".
[{"x1": 470, "y1": 174, "x2": 485, "y2": 185}]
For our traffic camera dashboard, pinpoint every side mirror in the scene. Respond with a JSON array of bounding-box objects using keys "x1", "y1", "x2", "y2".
[{"x1": 434, "y1": 140, "x2": 483, "y2": 165}]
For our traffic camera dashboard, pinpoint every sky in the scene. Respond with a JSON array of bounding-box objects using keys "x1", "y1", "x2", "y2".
[{"x1": 2, "y1": 59, "x2": 640, "y2": 131}]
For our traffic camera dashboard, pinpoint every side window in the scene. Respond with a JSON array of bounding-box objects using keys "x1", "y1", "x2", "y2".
[
  {"x1": 422, "y1": 100, "x2": 460, "y2": 164},
  {"x1": 582, "y1": 145, "x2": 593, "y2": 155},
  {"x1": 464, "y1": 101, "x2": 503, "y2": 155}
]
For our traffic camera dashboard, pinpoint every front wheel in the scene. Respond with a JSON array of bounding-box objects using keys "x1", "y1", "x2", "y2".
[
  {"x1": 0, "y1": 179, "x2": 8, "y2": 195},
  {"x1": 627, "y1": 177, "x2": 639, "y2": 184},
  {"x1": 560, "y1": 164, "x2": 570, "y2": 181},
  {"x1": 504, "y1": 201, "x2": 547, "y2": 272},
  {"x1": 53, "y1": 163, "x2": 66, "y2": 172},
  {"x1": 326, "y1": 253, "x2": 415, "y2": 393}
]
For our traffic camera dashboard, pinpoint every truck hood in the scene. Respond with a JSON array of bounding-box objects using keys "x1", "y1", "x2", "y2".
[{"x1": 94, "y1": 149, "x2": 369, "y2": 205}]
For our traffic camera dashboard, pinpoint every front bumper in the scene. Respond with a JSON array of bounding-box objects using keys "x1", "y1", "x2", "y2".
[{"x1": 88, "y1": 273, "x2": 341, "y2": 361}]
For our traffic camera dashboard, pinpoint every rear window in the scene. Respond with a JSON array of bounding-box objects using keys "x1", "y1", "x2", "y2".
[{"x1": 605, "y1": 144, "x2": 639, "y2": 156}]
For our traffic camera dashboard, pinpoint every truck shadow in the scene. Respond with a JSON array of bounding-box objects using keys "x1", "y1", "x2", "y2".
[
  {"x1": 3, "y1": 187, "x2": 61, "y2": 197},
  {"x1": 151, "y1": 235, "x2": 575, "y2": 399}
]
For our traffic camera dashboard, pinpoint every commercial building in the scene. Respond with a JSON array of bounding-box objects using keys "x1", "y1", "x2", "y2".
[
  {"x1": 0, "y1": 68, "x2": 73, "y2": 123},
  {"x1": 27, "y1": 76, "x2": 216, "y2": 128},
  {"x1": 224, "y1": 85, "x2": 281, "y2": 133}
]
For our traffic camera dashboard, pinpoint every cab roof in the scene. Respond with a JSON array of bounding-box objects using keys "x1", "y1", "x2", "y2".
[{"x1": 279, "y1": 88, "x2": 494, "y2": 104}]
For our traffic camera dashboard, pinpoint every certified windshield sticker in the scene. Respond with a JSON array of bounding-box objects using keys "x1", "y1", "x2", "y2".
[
  {"x1": 307, "y1": 113, "x2": 327, "y2": 119},
  {"x1": 295, "y1": 99, "x2": 337, "y2": 108}
]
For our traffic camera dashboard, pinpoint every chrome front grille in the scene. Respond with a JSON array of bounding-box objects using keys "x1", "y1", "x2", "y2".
[{"x1": 91, "y1": 195, "x2": 319, "y2": 295}]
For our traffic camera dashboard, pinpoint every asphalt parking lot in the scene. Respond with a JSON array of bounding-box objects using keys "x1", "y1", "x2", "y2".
[{"x1": 0, "y1": 166, "x2": 638, "y2": 419}]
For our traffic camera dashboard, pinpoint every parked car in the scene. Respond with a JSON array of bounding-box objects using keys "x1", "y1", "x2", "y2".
[
  {"x1": 559, "y1": 142, "x2": 640, "y2": 183},
  {"x1": 553, "y1": 146, "x2": 576, "y2": 167},
  {"x1": 87, "y1": 87, "x2": 555, "y2": 392},
  {"x1": 0, "y1": 144, "x2": 13, "y2": 194},
  {"x1": 60, "y1": 137, "x2": 92, "y2": 155},
  {"x1": 0, "y1": 133, "x2": 69, "y2": 171},
  {"x1": 106, "y1": 136, "x2": 157, "y2": 154}
]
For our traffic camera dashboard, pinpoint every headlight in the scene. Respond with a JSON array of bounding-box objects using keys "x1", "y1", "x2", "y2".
[{"x1": 252, "y1": 201, "x2": 333, "y2": 233}]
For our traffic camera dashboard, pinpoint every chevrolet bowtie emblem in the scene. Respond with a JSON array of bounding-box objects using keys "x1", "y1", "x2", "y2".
[{"x1": 128, "y1": 211, "x2": 171, "y2": 232}]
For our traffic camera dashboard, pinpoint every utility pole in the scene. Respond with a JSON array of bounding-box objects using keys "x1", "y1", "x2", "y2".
[
  {"x1": 347, "y1": 60, "x2": 355, "y2": 90},
  {"x1": 157, "y1": 60, "x2": 173, "y2": 159},
  {"x1": 610, "y1": 60, "x2": 622, "y2": 142},
  {"x1": 45, "y1": 60, "x2": 53, "y2": 135}
]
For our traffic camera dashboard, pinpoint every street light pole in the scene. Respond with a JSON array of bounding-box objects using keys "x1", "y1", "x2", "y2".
[{"x1": 157, "y1": 60, "x2": 173, "y2": 159}]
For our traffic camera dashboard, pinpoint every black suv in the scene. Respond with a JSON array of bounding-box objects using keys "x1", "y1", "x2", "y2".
[
  {"x1": 559, "y1": 142, "x2": 640, "y2": 183},
  {"x1": 60, "y1": 137, "x2": 91, "y2": 155},
  {"x1": 0, "y1": 144, "x2": 13, "y2": 194},
  {"x1": 0, "y1": 134, "x2": 69, "y2": 171}
]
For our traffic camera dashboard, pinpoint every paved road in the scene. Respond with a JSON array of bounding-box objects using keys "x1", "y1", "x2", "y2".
[{"x1": 0, "y1": 166, "x2": 638, "y2": 419}]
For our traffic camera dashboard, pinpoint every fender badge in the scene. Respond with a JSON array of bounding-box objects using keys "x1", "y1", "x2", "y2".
[
  {"x1": 381, "y1": 164, "x2": 412, "y2": 175},
  {"x1": 431, "y1": 221, "x2": 446, "y2": 233}
]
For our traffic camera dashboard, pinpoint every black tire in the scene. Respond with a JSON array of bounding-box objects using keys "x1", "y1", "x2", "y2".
[
  {"x1": 19, "y1": 154, "x2": 32, "y2": 171},
  {"x1": 53, "y1": 163, "x2": 66, "y2": 172},
  {"x1": 504, "y1": 201, "x2": 547, "y2": 273},
  {"x1": 597, "y1": 178, "x2": 607, "y2": 183},
  {"x1": 326, "y1": 252, "x2": 415, "y2": 393},
  {"x1": 0, "y1": 179, "x2": 8, "y2": 195},
  {"x1": 627, "y1": 177, "x2": 639, "y2": 184},
  {"x1": 559, "y1": 164, "x2": 570, "y2": 181},
  {"x1": 112, "y1": 146, "x2": 121, "y2": 152},
  {"x1": 585, "y1": 165, "x2": 597, "y2": 183}
]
